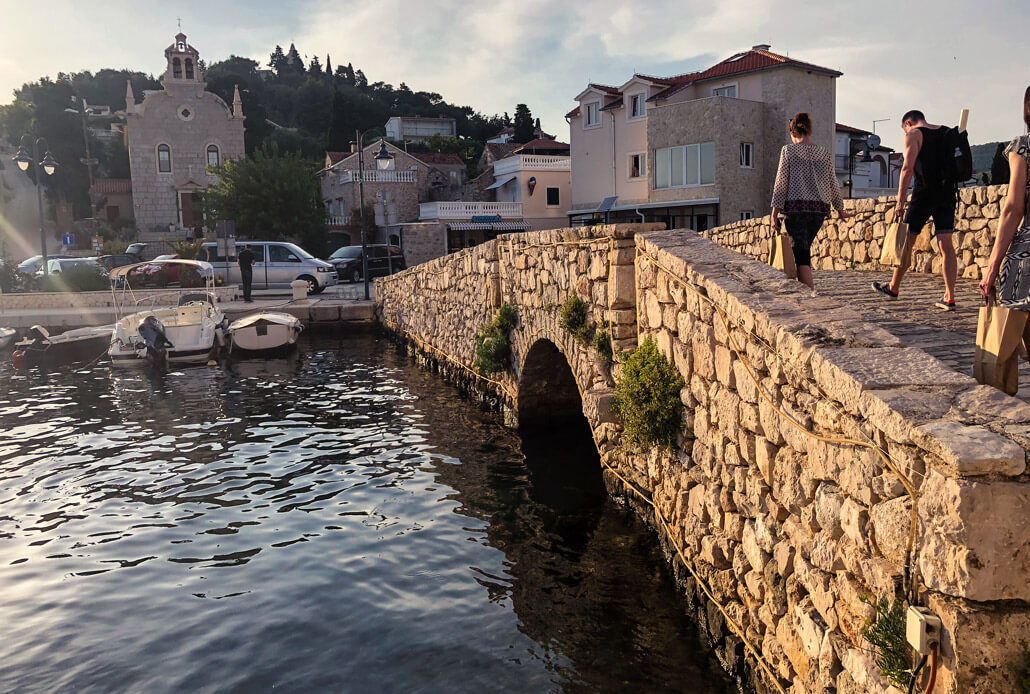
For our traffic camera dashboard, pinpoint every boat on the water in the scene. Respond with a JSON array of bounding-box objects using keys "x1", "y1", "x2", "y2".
[
  {"x1": 0, "y1": 327, "x2": 15, "y2": 351},
  {"x1": 107, "y1": 260, "x2": 227, "y2": 367},
  {"x1": 12, "y1": 324, "x2": 114, "y2": 367},
  {"x1": 228, "y1": 312, "x2": 303, "y2": 354}
]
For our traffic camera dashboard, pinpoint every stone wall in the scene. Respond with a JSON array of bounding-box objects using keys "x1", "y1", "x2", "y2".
[
  {"x1": 0, "y1": 285, "x2": 238, "y2": 310},
  {"x1": 376, "y1": 223, "x2": 1030, "y2": 693},
  {"x1": 702, "y1": 185, "x2": 1009, "y2": 279}
]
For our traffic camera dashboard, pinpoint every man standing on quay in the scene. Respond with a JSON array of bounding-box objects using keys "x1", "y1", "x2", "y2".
[
  {"x1": 238, "y1": 244, "x2": 255, "y2": 303},
  {"x1": 872, "y1": 110, "x2": 959, "y2": 309}
]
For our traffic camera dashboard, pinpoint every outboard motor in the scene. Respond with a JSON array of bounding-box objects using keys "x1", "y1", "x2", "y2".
[{"x1": 138, "y1": 316, "x2": 174, "y2": 369}]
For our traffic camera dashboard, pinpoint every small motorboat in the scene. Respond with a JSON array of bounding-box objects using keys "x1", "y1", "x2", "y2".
[
  {"x1": 12, "y1": 324, "x2": 114, "y2": 367},
  {"x1": 0, "y1": 327, "x2": 15, "y2": 350},
  {"x1": 228, "y1": 312, "x2": 303, "y2": 353},
  {"x1": 107, "y1": 260, "x2": 227, "y2": 368}
]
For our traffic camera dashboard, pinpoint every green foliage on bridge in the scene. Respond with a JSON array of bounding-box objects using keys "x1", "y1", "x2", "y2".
[
  {"x1": 474, "y1": 304, "x2": 518, "y2": 375},
  {"x1": 861, "y1": 597, "x2": 910, "y2": 689},
  {"x1": 559, "y1": 295, "x2": 592, "y2": 343},
  {"x1": 615, "y1": 339, "x2": 685, "y2": 449}
]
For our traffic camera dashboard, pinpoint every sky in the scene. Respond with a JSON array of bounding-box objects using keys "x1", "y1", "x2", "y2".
[{"x1": 1, "y1": 0, "x2": 1028, "y2": 152}]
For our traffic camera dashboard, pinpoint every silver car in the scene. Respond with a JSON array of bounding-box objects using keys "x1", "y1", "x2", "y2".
[{"x1": 201, "y1": 241, "x2": 337, "y2": 294}]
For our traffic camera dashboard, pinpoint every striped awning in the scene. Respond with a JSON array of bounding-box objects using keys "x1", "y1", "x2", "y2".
[{"x1": 447, "y1": 221, "x2": 531, "y2": 231}]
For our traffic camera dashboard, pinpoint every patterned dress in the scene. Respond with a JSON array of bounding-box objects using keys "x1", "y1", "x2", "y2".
[{"x1": 998, "y1": 135, "x2": 1030, "y2": 310}]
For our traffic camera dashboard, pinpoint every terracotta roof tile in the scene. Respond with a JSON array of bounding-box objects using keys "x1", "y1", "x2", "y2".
[
  {"x1": 326, "y1": 151, "x2": 349, "y2": 164},
  {"x1": 836, "y1": 122, "x2": 873, "y2": 135},
  {"x1": 91, "y1": 178, "x2": 132, "y2": 194},
  {"x1": 513, "y1": 139, "x2": 570, "y2": 153},
  {"x1": 565, "y1": 105, "x2": 580, "y2": 118},
  {"x1": 486, "y1": 143, "x2": 519, "y2": 159}
]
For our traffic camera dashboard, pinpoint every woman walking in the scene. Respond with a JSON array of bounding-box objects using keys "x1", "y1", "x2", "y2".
[
  {"x1": 770, "y1": 112, "x2": 852, "y2": 288},
  {"x1": 979, "y1": 87, "x2": 1030, "y2": 311}
]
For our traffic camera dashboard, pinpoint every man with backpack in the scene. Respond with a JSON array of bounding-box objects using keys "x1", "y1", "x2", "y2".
[{"x1": 872, "y1": 110, "x2": 971, "y2": 310}]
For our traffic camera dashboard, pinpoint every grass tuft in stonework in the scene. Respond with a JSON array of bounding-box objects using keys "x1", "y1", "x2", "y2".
[
  {"x1": 559, "y1": 295, "x2": 593, "y2": 343},
  {"x1": 861, "y1": 596, "x2": 911, "y2": 689},
  {"x1": 615, "y1": 338, "x2": 685, "y2": 449},
  {"x1": 474, "y1": 303, "x2": 518, "y2": 375},
  {"x1": 593, "y1": 320, "x2": 613, "y2": 362}
]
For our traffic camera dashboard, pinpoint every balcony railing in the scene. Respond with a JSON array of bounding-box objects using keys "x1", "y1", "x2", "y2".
[
  {"x1": 333, "y1": 170, "x2": 416, "y2": 184},
  {"x1": 493, "y1": 154, "x2": 571, "y2": 175},
  {"x1": 420, "y1": 201, "x2": 523, "y2": 220},
  {"x1": 327, "y1": 215, "x2": 351, "y2": 226}
]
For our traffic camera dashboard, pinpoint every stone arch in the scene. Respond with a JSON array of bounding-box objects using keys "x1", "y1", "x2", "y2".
[{"x1": 516, "y1": 337, "x2": 588, "y2": 430}]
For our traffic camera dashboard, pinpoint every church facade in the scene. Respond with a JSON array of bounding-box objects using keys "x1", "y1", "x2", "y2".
[{"x1": 125, "y1": 33, "x2": 245, "y2": 236}]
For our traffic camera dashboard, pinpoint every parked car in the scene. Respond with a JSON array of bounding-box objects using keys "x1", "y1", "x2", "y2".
[
  {"x1": 125, "y1": 242, "x2": 147, "y2": 258},
  {"x1": 17, "y1": 254, "x2": 73, "y2": 275},
  {"x1": 328, "y1": 245, "x2": 406, "y2": 283},
  {"x1": 200, "y1": 241, "x2": 336, "y2": 294},
  {"x1": 98, "y1": 252, "x2": 144, "y2": 271},
  {"x1": 37, "y1": 257, "x2": 104, "y2": 276}
]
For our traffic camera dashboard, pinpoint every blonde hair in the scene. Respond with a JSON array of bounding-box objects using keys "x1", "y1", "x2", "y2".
[{"x1": 789, "y1": 112, "x2": 812, "y2": 137}]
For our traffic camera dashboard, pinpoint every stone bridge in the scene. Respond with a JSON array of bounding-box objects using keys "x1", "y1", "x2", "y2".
[{"x1": 376, "y1": 216, "x2": 1030, "y2": 694}]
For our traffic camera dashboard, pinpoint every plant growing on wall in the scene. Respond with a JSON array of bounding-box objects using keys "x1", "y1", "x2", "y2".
[
  {"x1": 474, "y1": 303, "x2": 518, "y2": 374},
  {"x1": 615, "y1": 338, "x2": 685, "y2": 448},
  {"x1": 593, "y1": 320, "x2": 613, "y2": 362},
  {"x1": 861, "y1": 597, "x2": 911, "y2": 689},
  {"x1": 559, "y1": 295, "x2": 592, "y2": 342}
]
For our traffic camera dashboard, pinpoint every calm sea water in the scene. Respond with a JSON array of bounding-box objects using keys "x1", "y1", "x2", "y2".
[{"x1": 0, "y1": 331, "x2": 733, "y2": 693}]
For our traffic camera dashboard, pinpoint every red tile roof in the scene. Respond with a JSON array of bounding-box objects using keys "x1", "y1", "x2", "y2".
[
  {"x1": 486, "y1": 142, "x2": 519, "y2": 160},
  {"x1": 415, "y1": 152, "x2": 465, "y2": 167},
  {"x1": 836, "y1": 123, "x2": 873, "y2": 136},
  {"x1": 590, "y1": 83, "x2": 621, "y2": 95},
  {"x1": 91, "y1": 178, "x2": 132, "y2": 194},
  {"x1": 326, "y1": 151, "x2": 349, "y2": 164},
  {"x1": 565, "y1": 105, "x2": 580, "y2": 118}
]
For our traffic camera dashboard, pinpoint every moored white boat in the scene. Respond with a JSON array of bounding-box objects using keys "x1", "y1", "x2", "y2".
[
  {"x1": 0, "y1": 327, "x2": 15, "y2": 351},
  {"x1": 228, "y1": 312, "x2": 303, "y2": 353},
  {"x1": 12, "y1": 325, "x2": 114, "y2": 366}
]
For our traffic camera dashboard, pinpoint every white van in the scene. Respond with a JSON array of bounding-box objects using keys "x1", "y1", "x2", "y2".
[{"x1": 201, "y1": 241, "x2": 337, "y2": 294}]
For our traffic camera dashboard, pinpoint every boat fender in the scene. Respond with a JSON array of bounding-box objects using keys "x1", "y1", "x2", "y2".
[{"x1": 12, "y1": 350, "x2": 27, "y2": 370}]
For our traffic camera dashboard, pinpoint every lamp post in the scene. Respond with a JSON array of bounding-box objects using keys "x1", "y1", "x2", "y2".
[
  {"x1": 13, "y1": 136, "x2": 59, "y2": 275},
  {"x1": 64, "y1": 96, "x2": 99, "y2": 218},
  {"x1": 352, "y1": 130, "x2": 394, "y2": 300}
]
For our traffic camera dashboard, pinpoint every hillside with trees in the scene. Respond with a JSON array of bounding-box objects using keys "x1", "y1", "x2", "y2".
[{"x1": 0, "y1": 42, "x2": 542, "y2": 220}]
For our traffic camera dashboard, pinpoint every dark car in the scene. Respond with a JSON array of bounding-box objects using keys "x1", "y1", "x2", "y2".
[
  {"x1": 328, "y1": 245, "x2": 406, "y2": 282},
  {"x1": 98, "y1": 253, "x2": 144, "y2": 271}
]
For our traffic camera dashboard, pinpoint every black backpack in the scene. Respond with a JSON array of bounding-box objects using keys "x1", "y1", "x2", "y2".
[{"x1": 941, "y1": 126, "x2": 973, "y2": 184}]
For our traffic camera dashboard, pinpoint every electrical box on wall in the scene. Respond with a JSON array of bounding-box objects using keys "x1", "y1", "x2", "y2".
[{"x1": 906, "y1": 606, "x2": 942, "y2": 655}]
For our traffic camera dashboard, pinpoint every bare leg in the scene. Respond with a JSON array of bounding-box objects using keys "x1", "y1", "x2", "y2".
[
  {"x1": 937, "y1": 233, "x2": 957, "y2": 303},
  {"x1": 889, "y1": 234, "x2": 918, "y2": 293},
  {"x1": 797, "y1": 265, "x2": 814, "y2": 289}
]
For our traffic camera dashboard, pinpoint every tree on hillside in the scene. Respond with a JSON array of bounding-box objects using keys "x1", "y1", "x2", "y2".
[
  {"x1": 269, "y1": 45, "x2": 286, "y2": 73},
  {"x1": 991, "y1": 142, "x2": 1010, "y2": 186},
  {"x1": 201, "y1": 146, "x2": 327, "y2": 255},
  {"x1": 205, "y1": 56, "x2": 271, "y2": 153},
  {"x1": 513, "y1": 103, "x2": 534, "y2": 143},
  {"x1": 326, "y1": 89, "x2": 350, "y2": 152},
  {"x1": 308, "y1": 56, "x2": 322, "y2": 75},
  {"x1": 325, "y1": 55, "x2": 333, "y2": 79}
]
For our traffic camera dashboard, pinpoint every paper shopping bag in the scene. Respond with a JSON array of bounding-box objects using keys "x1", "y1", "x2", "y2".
[
  {"x1": 769, "y1": 233, "x2": 797, "y2": 279},
  {"x1": 879, "y1": 220, "x2": 911, "y2": 267},
  {"x1": 912, "y1": 225, "x2": 934, "y2": 253},
  {"x1": 974, "y1": 294, "x2": 1029, "y2": 395}
]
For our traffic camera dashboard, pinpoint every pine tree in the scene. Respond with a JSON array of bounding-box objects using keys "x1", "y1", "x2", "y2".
[
  {"x1": 354, "y1": 69, "x2": 367, "y2": 88},
  {"x1": 345, "y1": 63, "x2": 355, "y2": 85},
  {"x1": 326, "y1": 89, "x2": 350, "y2": 152},
  {"x1": 308, "y1": 56, "x2": 322, "y2": 75},
  {"x1": 325, "y1": 55, "x2": 332, "y2": 79},
  {"x1": 269, "y1": 45, "x2": 286, "y2": 73},
  {"x1": 512, "y1": 104, "x2": 534, "y2": 143}
]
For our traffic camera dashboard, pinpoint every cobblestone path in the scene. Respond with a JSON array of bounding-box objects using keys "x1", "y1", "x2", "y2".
[{"x1": 815, "y1": 269, "x2": 1030, "y2": 401}]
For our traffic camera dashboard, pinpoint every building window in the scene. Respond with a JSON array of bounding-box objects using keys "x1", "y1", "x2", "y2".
[
  {"x1": 740, "y1": 142, "x2": 753, "y2": 168},
  {"x1": 585, "y1": 101, "x2": 600, "y2": 127},
  {"x1": 546, "y1": 187, "x2": 560, "y2": 206},
  {"x1": 207, "y1": 145, "x2": 220, "y2": 167},
  {"x1": 185, "y1": 59, "x2": 194, "y2": 80},
  {"x1": 628, "y1": 153, "x2": 647, "y2": 179},
  {"x1": 629, "y1": 93, "x2": 646, "y2": 119},
  {"x1": 172, "y1": 58, "x2": 182, "y2": 79},
  {"x1": 712, "y1": 85, "x2": 737, "y2": 98},
  {"x1": 740, "y1": 211, "x2": 754, "y2": 220},
  {"x1": 157, "y1": 144, "x2": 172, "y2": 173},
  {"x1": 654, "y1": 143, "x2": 715, "y2": 189}
]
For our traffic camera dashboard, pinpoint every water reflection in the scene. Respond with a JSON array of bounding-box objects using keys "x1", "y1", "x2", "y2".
[{"x1": 0, "y1": 332, "x2": 732, "y2": 693}]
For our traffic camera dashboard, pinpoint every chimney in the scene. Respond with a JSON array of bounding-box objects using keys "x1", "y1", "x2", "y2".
[{"x1": 752, "y1": 44, "x2": 771, "y2": 51}]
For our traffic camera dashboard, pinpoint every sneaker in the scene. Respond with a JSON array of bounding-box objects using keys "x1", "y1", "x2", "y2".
[
  {"x1": 935, "y1": 299, "x2": 956, "y2": 311},
  {"x1": 871, "y1": 281, "x2": 899, "y2": 300}
]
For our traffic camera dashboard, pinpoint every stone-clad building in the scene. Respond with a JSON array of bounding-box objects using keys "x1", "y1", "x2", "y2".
[{"x1": 125, "y1": 33, "x2": 245, "y2": 237}]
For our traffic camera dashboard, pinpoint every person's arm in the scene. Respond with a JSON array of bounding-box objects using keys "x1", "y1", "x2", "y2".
[
  {"x1": 980, "y1": 148, "x2": 1028, "y2": 296},
  {"x1": 771, "y1": 146, "x2": 789, "y2": 231},
  {"x1": 894, "y1": 130, "x2": 920, "y2": 219}
]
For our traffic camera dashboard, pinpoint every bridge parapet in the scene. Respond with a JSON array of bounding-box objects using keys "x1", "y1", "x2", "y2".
[
  {"x1": 703, "y1": 184, "x2": 1008, "y2": 279},
  {"x1": 636, "y1": 229, "x2": 1030, "y2": 693}
]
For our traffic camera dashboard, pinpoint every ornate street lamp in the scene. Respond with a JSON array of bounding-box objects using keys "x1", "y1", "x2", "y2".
[
  {"x1": 13, "y1": 135, "x2": 59, "y2": 275},
  {"x1": 375, "y1": 141, "x2": 395, "y2": 171},
  {"x1": 353, "y1": 132, "x2": 395, "y2": 300}
]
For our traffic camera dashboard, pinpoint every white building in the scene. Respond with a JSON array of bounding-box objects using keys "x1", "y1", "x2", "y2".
[{"x1": 384, "y1": 116, "x2": 457, "y2": 143}]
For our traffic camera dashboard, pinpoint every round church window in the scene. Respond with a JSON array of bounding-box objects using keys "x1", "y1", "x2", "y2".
[{"x1": 177, "y1": 106, "x2": 194, "y2": 122}]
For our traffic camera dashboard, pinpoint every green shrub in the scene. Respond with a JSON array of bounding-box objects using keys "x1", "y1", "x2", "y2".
[
  {"x1": 559, "y1": 295, "x2": 592, "y2": 342},
  {"x1": 593, "y1": 320, "x2": 613, "y2": 362},
  {"x1": 861, "y1": 597, "x2": 911, "y2": 689},
  {"x1": 40, "y1": 265, "x2": 110, "y2": 292},
  {"x1": 615, "y1": 338, "x2": 685, "y2": 448},
  {"x1": 474, "y1": 303, "x2": 518, "y2": 374}
]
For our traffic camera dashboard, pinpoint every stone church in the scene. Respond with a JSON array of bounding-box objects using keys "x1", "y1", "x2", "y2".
[{"x1": 125, "y1": 33, "x2": 245, "y2": 237}]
